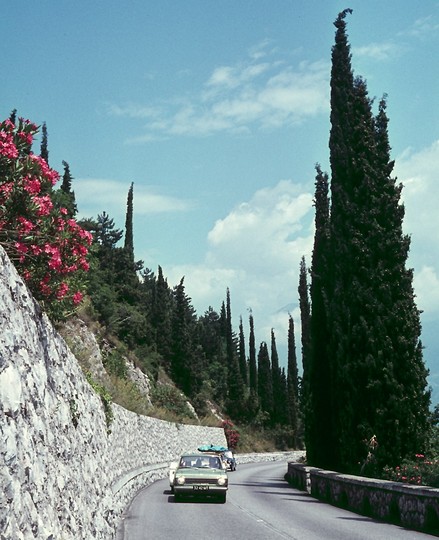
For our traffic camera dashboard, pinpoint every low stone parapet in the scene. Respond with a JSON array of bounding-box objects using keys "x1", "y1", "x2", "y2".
[{"x1": 286, "y1": 462, "x2": 439, "y2": 534}]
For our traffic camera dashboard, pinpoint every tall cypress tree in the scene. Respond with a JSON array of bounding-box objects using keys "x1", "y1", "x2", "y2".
[
  {"x1": 171, "y1": 277, "x2": 200, "y2": 397},
  {"x1": 40, "y1": 122, "x2": 49, "y2": 164},
  {"x1": 270, "y1": 329, "x2": 282, "y2": 425},
  {"x1": 238, "y1": 316, "x2": 248, "y2": 386},
  {"x1": 152, "y1": 266, "x2": 173, "y2": 367},
  {"x1": 248, "y1": 311, "x2": 257, "y2": 393},
  {"x1": 225, "y1": 288, "x2": 245, "y2": 417},
  {"x1": 298, "y1": 256, "x2": 311, "y2": 415},
  {"x1": 257, "y1": 341, "x2": 273, "y2": 423},
  {"x1": 321, "y1": 9, "x2": 430, "y2": 472},
  {"x1": 298, "y1": 256, "x2": 311, "y2": 366},
  {"x1": 59, "y1": 160, "x2": 77, "y2": 217},
  {"x1": 124, "y1": 182, "x2": 134, "y2": 261},
  {"x1": 287, "y1": 315, "x2": 300, "y2": 444},
  {"x1": 307, "y1": 165, "x2": 333, "y2": 467}
]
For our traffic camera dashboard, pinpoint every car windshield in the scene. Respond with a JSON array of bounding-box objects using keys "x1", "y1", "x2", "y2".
[{"x1": 179, "y1": 456, "x2": 222, "y2": 469}]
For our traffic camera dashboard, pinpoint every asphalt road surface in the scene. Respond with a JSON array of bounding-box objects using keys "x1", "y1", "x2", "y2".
[{"x1": 116, "y1": 460, "x2": 434, "y2": 540}]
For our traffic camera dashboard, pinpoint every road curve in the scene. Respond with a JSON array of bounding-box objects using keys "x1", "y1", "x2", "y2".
[{"x1": 116, "y1": 460, "x2": 433, "y2": 540}]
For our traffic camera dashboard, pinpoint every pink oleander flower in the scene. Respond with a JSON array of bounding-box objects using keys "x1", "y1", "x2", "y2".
[
  {"x1": 18, "y1": 131, "x2": 33, "y2": 145},
  {"x1": 56, "y1": 282, "x2": 69, "y2": 300},
  {"x1": 23, "y1": 175, "x2": 41, "y2": 195},
  {"x1": 72, "y1": 291, "x2": 83, "y2": 305},
  {"x1": 0, "y1": 131, "x2": 19, "y2": 159},
  {"x1": 33, "y1": 195, "x2": 53, "y2": 216},
  {"x1": 3, "y1": 119, "x2": 15, "y2": 130},
  {"x1": 28, "y1": 154, "x2": 60, "y2": 185},
  {"x1": 30, "y1": 244, "x2": 43, "y2": 256},
  {"x1": 15, "y1": 241, "x2": 28, "y2": 252},
  {"x1": 17, "y1": 216, "x2": 35, "y2": 234}
]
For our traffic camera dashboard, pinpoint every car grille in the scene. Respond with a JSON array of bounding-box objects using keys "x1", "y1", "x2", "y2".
[{"x1": 183, "y1": 478, "x2": 219, "y2": 485}]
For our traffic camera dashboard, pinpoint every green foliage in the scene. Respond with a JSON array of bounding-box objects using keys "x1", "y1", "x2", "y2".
[
  {"x1": 85, "y1": 372, "x2": 113, "y2": 432},
  {"x1": 150, "y1": 384, "x2": 197, "y2": 421},
  {"x1": 106, "y1": 375, "x2": 151, "y2": 417},
  {"x1": 103, "y1": 349, "x2": 128, "y2": 378}
]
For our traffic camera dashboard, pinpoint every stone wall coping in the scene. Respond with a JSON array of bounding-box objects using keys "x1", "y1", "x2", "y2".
[
  {"x1": 111, "y1": 463, "x2": 169, "y2": 495},
  {"x1": 310, "y1": 467, "x2": 439, "y2": 496}
]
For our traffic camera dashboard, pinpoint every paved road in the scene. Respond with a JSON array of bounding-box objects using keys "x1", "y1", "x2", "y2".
[{"x1": 116, "y1": 460, "x2": 433, "y2": 540}]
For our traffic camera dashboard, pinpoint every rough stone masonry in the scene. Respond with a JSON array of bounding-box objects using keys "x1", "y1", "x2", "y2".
[{"x1": 0, "y1": 246, "x2": 227, "y2": 540}]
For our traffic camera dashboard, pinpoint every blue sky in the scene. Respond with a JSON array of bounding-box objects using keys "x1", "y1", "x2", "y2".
[{"x1": 3, "y1": 1, "x2": 439, "y2": 400}]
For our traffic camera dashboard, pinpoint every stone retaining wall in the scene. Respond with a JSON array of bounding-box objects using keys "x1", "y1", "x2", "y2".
[
  {"x1": 0, "y1": 247, "x2": 226, "y2": 540},
  {"x1": 286, "y1": 462, "x2": 439, "y2": 534}
]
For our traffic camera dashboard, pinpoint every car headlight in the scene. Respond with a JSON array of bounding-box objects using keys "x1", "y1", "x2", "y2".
[
  {"x1": 176, "y1": 476, "x2": 186, "y2": 485},
  {"x1": 217, "y1": 477, "x2": 227, "y2": 486}
]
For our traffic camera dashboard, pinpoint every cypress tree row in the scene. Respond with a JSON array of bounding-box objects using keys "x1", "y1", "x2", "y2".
[{"x1": 307, "y1": 9, "x2": 431, "y2": 473}]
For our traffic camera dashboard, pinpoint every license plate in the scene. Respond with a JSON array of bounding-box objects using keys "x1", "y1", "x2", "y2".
[{"x1": 193, "y1": 485, "x2": 209, "y2": 491}]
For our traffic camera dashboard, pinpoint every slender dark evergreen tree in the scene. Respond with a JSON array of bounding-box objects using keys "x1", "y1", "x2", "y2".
[
  {"x1": 257, "y1": 341, "x2": 273, "y2": 423},
  {"x1": 152, "y1": 265, "x2": 173, "y2": 367},
  {"x1": 171, "y1": 277, "x2": 199, "y2": 397},
  {"x1": 270, "y1": 329, "x2": 282, "y2": 425},
  {"x1": 248, "y1": 311, "x2": 257, "y2": 393},
  {"x1": 58, "y1": 160, "x2": 77, "y2": 217},
  {"x1": 238, "y1": 316, "x2": 248, "y2": 386},
  {"x1": 287, "y1": 315, "x2": 300, "y2": 443},
  {"x1": 314, "y1": 9, "x2": 431, "y2": 472},
  {"x1": 298, "y1": 256, "x2": 311, "y2": 417},
  {"x1": 306, "y1": 165, "x2": 333, "y2": 467},
  {"x1": 124, "y1": 182, "x2": 134, "y2": 261},
  {"x1": 225, "y1": 288, "x2": 245, "y2": 417},
  {"x1": 298, "y1": 256, "x2": 311, "y2": 364},
  {"x1": 9, "y1": 109, "x2": 17, "y2": 124},
  {"x1": 40, "y1": 122, "x2": 49, "y2": 164}
]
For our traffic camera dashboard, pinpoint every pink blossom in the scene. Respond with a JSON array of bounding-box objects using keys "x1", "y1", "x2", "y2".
[
  {"x1": 0, "y1": 131, "x2": 18, "y2": 159},
  {"x1": 17, "y1": 216, "x2": 35, "y2": 234},
  {"x1": 33, "y1": 195, "x2": 53, "y2": 216},
  {"x1": 18, "y1": 131, "x2": 33, "y2": 145},
  {"x1": 30, "y1": 244, "x2": 42, "y2": 256},
  {"x1": 23, "y1": 175, "x2": 41, "y2": 195},
  {"x1": 0, "y1": 182, "x2": 14, "y2": 197},
  {"x1": 73, "y1": 291, "x2": 83, "y2": 305},
  {"x1": 56, "y1": 282, "x2": 69, "y2": 300}
]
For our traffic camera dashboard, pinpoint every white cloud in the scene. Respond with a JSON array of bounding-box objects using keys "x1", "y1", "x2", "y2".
[
  {"x1": 406, "y1": 15, "x2": 439, "y2": 39},
  {"x1": 74, "y1": 178, "x2": 192, "y2": 219},
  {"x1": 107, "y1": 48, "x2": 330, "y2": 139},
  {"x1": 165, "y1": 180, "x2": 315, "y2": 350},
  {"x1": 353, "y1": 41, "x2": 402, "y2": 61},
  {"x1": 396, "y1": 140, "x2": 439, "y2": 318},
  {"x1": 414, "y1": 266, "x2": 439, "y2": 320}
]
